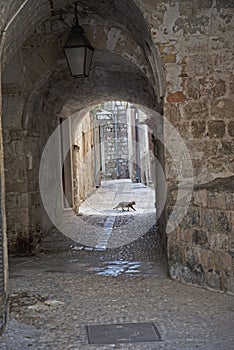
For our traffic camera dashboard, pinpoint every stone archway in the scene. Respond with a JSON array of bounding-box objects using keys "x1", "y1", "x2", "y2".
[
  {"x1": 0, "y1": 0, "x2": 163, "y2": 333},
  {"x1": 0, "y1": 0, "x2": 164, "y2": 253}
]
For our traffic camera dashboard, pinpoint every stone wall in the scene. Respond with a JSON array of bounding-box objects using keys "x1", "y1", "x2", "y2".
[
  {"x1": 138, "y1": 0, "x2": 234, "y2": 292},
  {"x1": 101, "y1": 115, "x2": 129, "y2": 180},
  {"x1": 168, "y1": 176, "x2": 234, "y2": 293},
  {"x1": 2, "y1": 88, "x2": 41, "y2": 255},
  {"x1": 0, "y1": 66, "x2": 8, "y2": 335},
  {"x1": 139, "y1": 0, "x2": 234, "y2": 184}
]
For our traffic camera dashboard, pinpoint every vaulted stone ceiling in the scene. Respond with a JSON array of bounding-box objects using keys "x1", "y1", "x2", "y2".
[{"x1": 1, "y1": 0, "x2": 164, "y2": 111}]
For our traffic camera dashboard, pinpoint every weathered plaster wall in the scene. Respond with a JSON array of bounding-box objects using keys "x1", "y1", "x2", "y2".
[{"x1": 72, "y1": 111, "x2": 97, "y2": 206}]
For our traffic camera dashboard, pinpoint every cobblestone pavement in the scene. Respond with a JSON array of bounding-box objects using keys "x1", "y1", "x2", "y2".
[
  {"x1": 58, "y1": 180, "x2": 157, "y2": 248},
  {"x1": 1, "y1": 180, "x2": 234, "y2": 349}
]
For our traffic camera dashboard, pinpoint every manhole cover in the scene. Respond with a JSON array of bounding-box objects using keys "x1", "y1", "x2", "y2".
[{"x1": 86, "y1": 322, "x2": 161, "y2": 344}]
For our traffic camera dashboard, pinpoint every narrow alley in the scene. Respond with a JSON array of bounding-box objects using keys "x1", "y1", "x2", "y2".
[
  {"x1": 0, "y1": 180, "x2": 233, "y2": 349},
  {"x1": 0, "y1": 1, "x2": 233, "y2": 349}
]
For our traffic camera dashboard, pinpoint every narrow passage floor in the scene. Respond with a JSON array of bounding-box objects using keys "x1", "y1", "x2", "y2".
[{"x1": 1, "y1": 180, "x2": 233, "y2": 349}]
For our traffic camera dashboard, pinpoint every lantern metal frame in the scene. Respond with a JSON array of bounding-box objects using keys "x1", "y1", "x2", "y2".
[{"x1": 63, "y1": 2, "x2": 94, "y2": 77}]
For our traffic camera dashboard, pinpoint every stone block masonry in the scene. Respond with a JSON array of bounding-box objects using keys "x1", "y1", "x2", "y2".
[
  {"x1": 144, "y1": 0, "x2": 234, "y2": 294},
  {"x1": 167, "y1": 176, "x2": 234, "y2": 294},
  {"x1": 1, "y1": 90, "x2": 42, "y2": 255},
  {"x1": 101, "y1": 117, "x2": 129, "y2": 180}
]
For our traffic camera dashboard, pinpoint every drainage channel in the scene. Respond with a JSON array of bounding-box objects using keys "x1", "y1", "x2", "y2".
[{"x1": 95, "y1": 215, "x2": 116, "y2": 250}]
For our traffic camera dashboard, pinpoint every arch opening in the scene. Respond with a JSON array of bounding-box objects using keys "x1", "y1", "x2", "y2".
[
  {"x1": 39, "y1": 100, "x2": 166, "y2": 251},
  {"x1": 0, "y1": 0, "x2": 166, "y2": 335}
]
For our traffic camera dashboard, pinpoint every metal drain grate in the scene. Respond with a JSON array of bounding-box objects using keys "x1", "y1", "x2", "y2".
[{"x1": 86, "y1": 322, "x2": 161, "y2": 345}]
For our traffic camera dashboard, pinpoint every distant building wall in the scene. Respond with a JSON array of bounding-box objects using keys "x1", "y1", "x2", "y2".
[
  {"x1": 127, "y1": 106, "x2": 155, "y2": 187},
  {"x1": 100, "y1": 103, "x2": 129, "y2": 180}
]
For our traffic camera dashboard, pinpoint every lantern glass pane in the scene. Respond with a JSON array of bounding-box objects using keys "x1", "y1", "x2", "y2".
[
  {"x1": 85, "y1": 48, "x2": 94, "y2": 76},
  {"x1": 65, "y1": 47, "x2": 85, "y2": 76}
]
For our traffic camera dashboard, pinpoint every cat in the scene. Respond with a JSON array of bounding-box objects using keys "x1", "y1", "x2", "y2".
[{"x1": 113, "y1": 201, "x2": 136, "y2": 211}]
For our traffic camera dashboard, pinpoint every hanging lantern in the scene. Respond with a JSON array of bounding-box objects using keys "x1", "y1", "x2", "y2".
[{"x1": 63, "y1": 3, "x2": 94, "y2": 77}]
